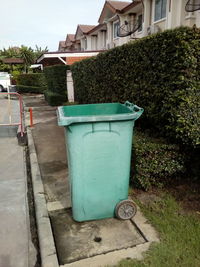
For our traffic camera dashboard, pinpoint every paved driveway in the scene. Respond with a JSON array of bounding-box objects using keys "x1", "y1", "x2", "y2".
[
  {"x1": 0, "y1": 95, "x2": 20, "y2": 124},
  {"x1": 0, "y1": 96, "x2": 36, "y2": 267}
]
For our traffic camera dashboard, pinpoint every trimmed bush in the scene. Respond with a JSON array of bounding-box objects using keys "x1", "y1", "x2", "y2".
[
  {"x1": 44, "y1": 65, "x2": 69, "y2": 95},
  {"x1": 44, "y1": 65, "x2": 69, "y2": 106},
  {"x1": 16, "y1": 85, "x2": 46, "y2": 94},
  {"x1": 17, "y1": 73, "x2": 47, "y2": 87},
  {"x1": 71, "y1": 27, "x2": 200, "y2": 148},
  {"x1": 44, "y1": 90, "x2": 67, "y2": 106},
  {"x1": 132, "y1": 130, "x2": 186, "y2": 191}
]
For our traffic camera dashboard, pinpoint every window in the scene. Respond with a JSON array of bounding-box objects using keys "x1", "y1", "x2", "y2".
[
  {"x1": 113, "y1": 21, "x2": 119, "y2": 39},
  {"x1": 138, "y1": 14, "x2": 143, "y2": 32},
  {"x1": 154, "y1": 0, "x2": 167, "y2": 22}
]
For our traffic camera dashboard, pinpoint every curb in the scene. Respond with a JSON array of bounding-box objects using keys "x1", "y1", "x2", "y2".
[{"x1": 27, "y1": 128, "x2": 59, "y2": 267}]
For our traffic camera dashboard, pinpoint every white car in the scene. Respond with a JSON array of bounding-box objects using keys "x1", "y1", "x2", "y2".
[{"x1": 0, "y1": 72, "x2": 11, "y2": 92}]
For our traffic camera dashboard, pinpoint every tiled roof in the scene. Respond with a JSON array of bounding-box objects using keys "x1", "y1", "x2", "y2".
[
  {"x1": 68, "y1": 34, "x2": 75, "y2": 42},
  {"x1": 59, "y1": 41, "x2": 66, "y2": 47},
  {"x1": 87, "y1": 23, "x2": 107, "y2": 35},
  {"x1": 121, "y1": 1, "x2": 141, "y2": 13},
  {"x1": 107, "y1": 1, "x2": 131, "y2": 11},
  {"x1": 98, "y1": 0, "x2": 131, "y2": 23},
  {"x1": 78, "y1": 24, "x2": 96, "y2": 34},
  {"x1": 2, "y1": 58, "x2": 24, "y2": 64}
]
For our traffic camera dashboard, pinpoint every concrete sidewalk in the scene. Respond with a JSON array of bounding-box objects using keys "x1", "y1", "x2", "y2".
[{"x1": 0, "y1": 137, "x2": 36, "y2": 267}]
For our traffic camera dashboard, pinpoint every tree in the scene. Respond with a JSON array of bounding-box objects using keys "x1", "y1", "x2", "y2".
[
  {"x1": 0, "y1": 47, "x2": 20, "y2": 58},
  {"x1": 34, "y1": 45, "x2": 48, "y2": 60},
  {"x1": 0, "y1": 45, "x2": 49, "y2": 73},
  {"x1": 19, "y1": 46, "x2": 35, "y2": 73}
]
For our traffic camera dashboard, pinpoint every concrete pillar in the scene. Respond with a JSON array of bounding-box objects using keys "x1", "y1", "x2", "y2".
[
  {"x1": 66, "y1": 70, "x2": 74, "y2": 102},
  {"x1": 80, "y1": 38, "x2": 84, "y2": 51},
  {"x1": 106, "y1": 22, "x2": 113, "y2": 49},
  {"x1": 143, "y1": 0, "x2": 152, "y2": 36},
  {"x1": 86, "y1": 36, "x2": 92, "y2": 51},
  {"x1": 91, "y1": 35, "x2": 97, "y2": 50}
]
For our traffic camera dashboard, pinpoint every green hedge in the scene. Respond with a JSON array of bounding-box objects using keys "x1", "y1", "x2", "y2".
[
  {"x1": 71, "y1": 27, "x2": 200, "y2": 148},
  {"x1": 43, "y1": 65, "x2": 69, "y2": 106},
  {"x1": 44, "y1": 90, "x2": 67, "y2": 106},
  {"x1": 44, "y1": 65, "x2": 69, "y2": 95},
  {"x1": 16, "y1": 85, "x2": 46, "y2": 94},
  {"x1": 17, "y1": 73, "x2": 47, "y2": 87},
  {"x1": 132, "y1": 130, "x2": 186, "y2": 191}
]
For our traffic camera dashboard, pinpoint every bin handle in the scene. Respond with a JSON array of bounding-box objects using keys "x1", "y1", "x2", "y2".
[{"x1": 124, "y1": 101, "x2": 144, "y2": 120}]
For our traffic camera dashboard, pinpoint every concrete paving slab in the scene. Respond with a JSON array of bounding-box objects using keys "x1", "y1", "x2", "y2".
[
  {"x1": 30, "y1": 109, "x2": 70, "y2": 207},
  {"x1": 0, "y1": 97, "x2": 20, "y2": 124},
  {"x1": 39, "y1": 161, "x2": 70, "y2": 204},
  {"x1": 0, "y1": 137, "x2": 36, "y2": 267},
  {"x1": 0, "y1": 125, "x2": 18, "y2": 137},
  {"x1": 22, "y1": 94, "x2": 48, "y2": 107},
  {"x1": 50, "y1": 208, "x2": 146, "y2": 265},
  {"x1": 0, "y1": 97, "x2": 20, "y2": 137}
]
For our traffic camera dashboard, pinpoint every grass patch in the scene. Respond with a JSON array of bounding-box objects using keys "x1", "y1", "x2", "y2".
[{"x1": 118, "y1": 194, "x2": 200, "y2": 267}]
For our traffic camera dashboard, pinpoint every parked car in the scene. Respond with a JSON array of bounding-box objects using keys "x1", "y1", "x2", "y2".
[{"x1": 0, "y1": 72, "x2": 11, "y2": 92}]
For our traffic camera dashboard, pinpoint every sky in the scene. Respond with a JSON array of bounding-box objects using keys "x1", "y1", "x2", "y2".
[{"x1": 0, "y1": 0, "x2": 107, "y2": 51}]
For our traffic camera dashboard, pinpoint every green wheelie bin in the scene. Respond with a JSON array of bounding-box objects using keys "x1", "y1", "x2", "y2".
[{"x1": 57, "y1": 101, "x2": 143, "y2": 222}]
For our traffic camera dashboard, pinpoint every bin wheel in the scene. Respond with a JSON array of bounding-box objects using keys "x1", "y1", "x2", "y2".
[{"x1": 115, "y1": 200, "x2": 137, "y2": 220}]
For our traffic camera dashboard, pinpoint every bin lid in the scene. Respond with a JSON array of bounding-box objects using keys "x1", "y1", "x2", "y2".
[{"x1": 57, "y1": 101, "x2": 143, "y2": 126}]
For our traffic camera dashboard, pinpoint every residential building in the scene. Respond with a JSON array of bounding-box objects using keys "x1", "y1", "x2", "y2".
[
  {"x1": 58, "y1": 41, "x2": 66, "y2": 52},
  {"x1": 141, "y1": 0, "x2": 200, "y2": 35},
  {"x1": 58, "y1": 0, "x2": 200, "y2": 52},
  {"x1": 65, "y1": 34, "x2": 81, "y2": 51},
  {"x1": 98, "y1": 0, "x2": 200, "y2": 49},
  {"x1": 74, "y1": 24, "x2": 97, "y2": 51},
  {"x1": 87, "y1": 24, "x2": 107, "y2": 50},
  {"x1": 98, "y1": 0, "x2": 143, "y2": 49}
]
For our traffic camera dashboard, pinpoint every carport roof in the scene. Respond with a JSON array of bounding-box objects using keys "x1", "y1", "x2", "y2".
[{"x1": 37, "y1": 51, "x2": 103, "y2": 66}]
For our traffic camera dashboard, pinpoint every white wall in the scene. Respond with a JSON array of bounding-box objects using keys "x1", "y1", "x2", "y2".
[{"x1": 96, "y1": 31, "x2": 107, "y2": 50}]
